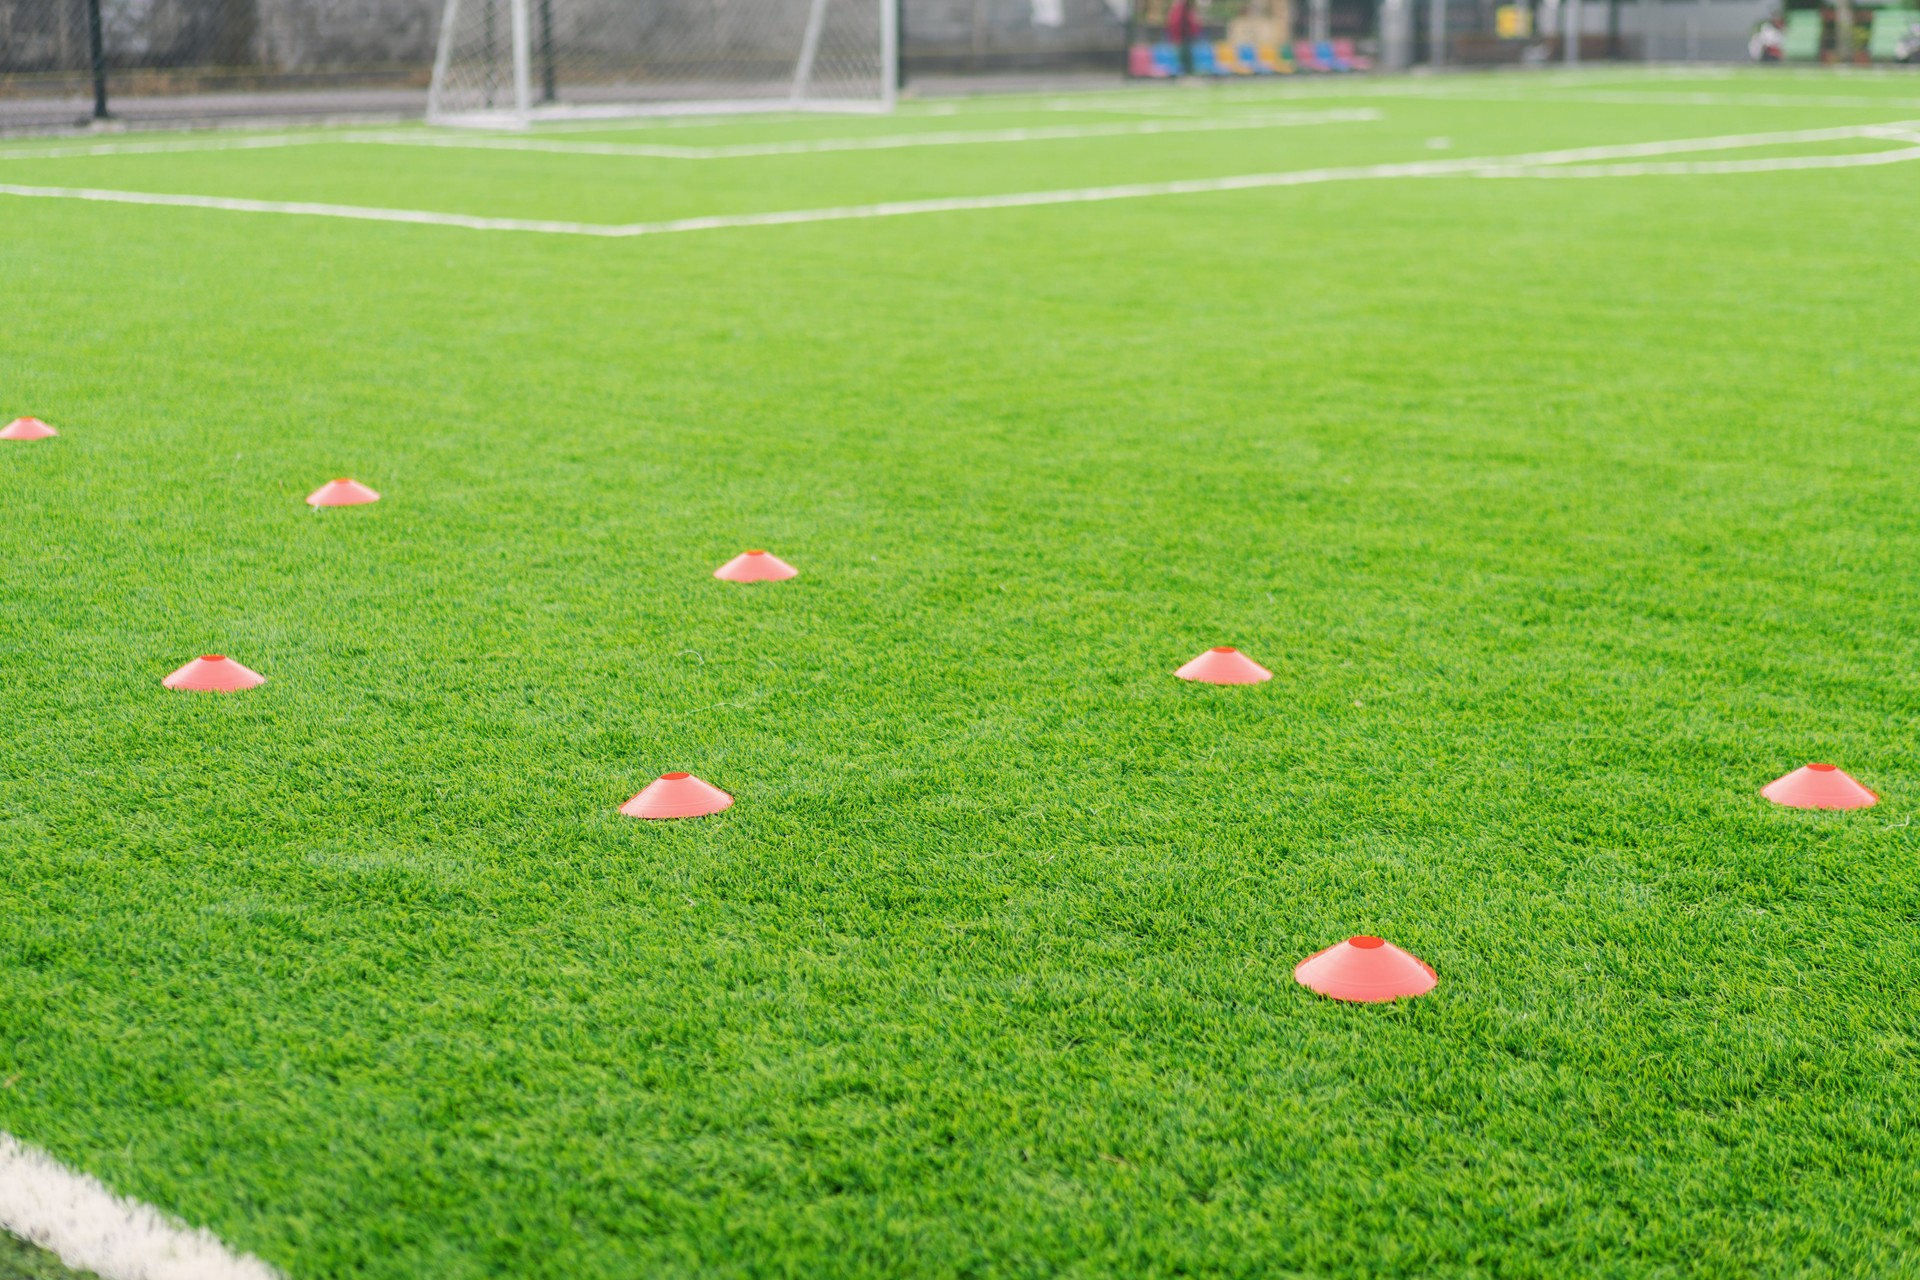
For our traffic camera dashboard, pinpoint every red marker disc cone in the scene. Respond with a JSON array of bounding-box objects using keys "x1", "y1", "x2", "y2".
[
  {"x1": 1176, "y1": 646, "x2": 1272, "y2": 684},
  {"x1": 162, "y1": 654, "x2": 266, "y2": 692},
  {"x1": 620, "y1": 772, "x2": 734, "y2": 819},
  {"x1": 1761, "y1": 763, "x2": 1877, "y2": 810},
  {"x1": 1, "y1": 417, "x2": 57, "y2": 441},
  {"x1": 1294, "y1": 936, "x2": 1437, "y2": 1003},
  {"x1": 714, "y1": 550, "x2": 798, "y2": 583},
  {"x1": 307, "y1": 478, "x2": 380, "y2": 507}
]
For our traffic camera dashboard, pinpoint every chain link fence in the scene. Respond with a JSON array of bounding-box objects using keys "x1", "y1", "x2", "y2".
[
  {"x1": 0, "y1": 0, "x2": 443, "y2": 127},
  {"x1": 1, "y1": 0, "x2": 1131, "y2": 131}
]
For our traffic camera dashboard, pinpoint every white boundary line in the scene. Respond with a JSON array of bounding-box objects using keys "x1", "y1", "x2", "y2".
[
  {"x1": 1402, "y1": 88, "x2": 1920, "y2": 111},
  {"x1": 346, "y1": 107, "x2": 1382, "y2": 158},
  {"x1": 1480, "y1": 143, "x2": 1920, "y2": 178},
  {"x1": 0, "y1": 134, "x2": 337, "y2": 161},
  {"x1": 10, "y1": 85, "x2": 1920, "y2": 165},
  {"x1": 0, "y1": 107, "x2": 1380, "y2": 163},
  {"x1": 1, "y1": 123, "x2": 1914, "y2": 240},
  {"x1": 0, "y1": 1133, "x2": 281, "y2": 1280},
  {"x1": 1037, "y1": 76, "x2": 1920, "y2": 111}
]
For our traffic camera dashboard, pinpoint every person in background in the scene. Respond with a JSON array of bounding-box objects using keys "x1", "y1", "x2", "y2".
[{"x1": 1167, "y1": 0, "x2": 1203, "y2": 74}]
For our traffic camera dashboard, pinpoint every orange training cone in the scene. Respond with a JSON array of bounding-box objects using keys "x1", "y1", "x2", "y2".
[
  {"x1": 620, "y1": 772, "x2": 734, "y2": 819},
  {"x1": 1176, "y1": 646, "x2": 1272, "y2": 684},
  {"x1": 307, "y1": 478, "x2": 380, "y2": 507},
  {"x1": 714, "y1": 550, "x2": 798, "y2": 583},
  {"x1": 1761, "y1": 763, "x2": 1877, "y2": 810},
  {"x1": 162, "y1": 654, "x2": 266, "y2": 692},
  {"x1": 1, "y1": 417, "x2": 57, "y2": 441},
  {"x1": 1295, "y1": 936, "x2": 1437, "y2": 1003}
]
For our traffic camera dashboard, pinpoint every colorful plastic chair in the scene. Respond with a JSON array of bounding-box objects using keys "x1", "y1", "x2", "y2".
[
  {"x1": 1330, "y1": 37, "x2": 1373, "y2": 68},
  {"x1": 1214, "y1": 41, "x2": 1255, "y2": 72},
  {"x1": 1253, "y1": 42, "x2": 1296, "y2": 72}
]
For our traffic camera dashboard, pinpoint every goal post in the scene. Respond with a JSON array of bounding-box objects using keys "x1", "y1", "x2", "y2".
[{"x1": 427, "y1": 0, "x2": 898, "y2": 127}]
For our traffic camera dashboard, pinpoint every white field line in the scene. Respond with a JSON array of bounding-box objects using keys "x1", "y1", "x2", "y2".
[
  {"x1": 1016, "y1": 73, "x2": 1677, "y2": 112},
  {"x1": 0, "y1": 1133, "x2": 281, "y2": 1280},
  {"x1": 1, "y1": 123, "x2": 1914, "y2": 240},
  {"x1": 0, "y1": 104, "x2": 979, "y2": 152},
  {"x1": 346, "y1": 106, "x2": 1382, "y2": 157},
  {"x1": 1412, "y1": 88, "x2": 1920, "y2": 111},
  {"x1": 1041, "y1": 77, "x2": 1920, "y2": 112},
  {"x1": 0, "y1": 133, "x2": 339, "y2": 161},
  {"x1": 1478, "y1": 142, "x2": 1920, "y2": 178},
  {"x1": 470, "y1": 105, "x2": 956, "y2": 133},
  {"x1": 1038, "y1": 83, "x2": 1404, "y2": 111},
  {"x1": 1018, "y1": 71, "x2": 1853, "y2": 111},
  {"x1": 427, "y1": 107, "x2": 835, "y2": 132},
  {"x1": 0, "y1": 107, "x2": 1380, "y2": 163},
  {"x1": 10, "y1": 86, "x2": 1914, "y2": 165},
  {"x1": 1476, "y1": 120, "x2": 1920, "y2": 179}
]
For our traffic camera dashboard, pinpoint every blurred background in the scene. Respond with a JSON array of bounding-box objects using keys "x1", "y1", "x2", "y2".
[{"x1": 0, "y1": 0, "x2": 1913, "y2": 130}]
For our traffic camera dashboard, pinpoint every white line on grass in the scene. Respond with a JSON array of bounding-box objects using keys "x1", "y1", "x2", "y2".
[
  {"x1": 0, "y1": 1133, "x2": 281, "y2": 1280},
  {"x1": 411, "y1": 107, "x2": 839, "y2": 132},
  {"x1": 1414, "y1": 88, "x2": 1920, "y2": 111},
  {"x1": 1068, "y1": 77, "x2": 1920, "y2": 112},
  {"x1": 0, "y1": 107, "x2": 1380, "y2": 163},
  {"x1": 1, "y1": 122, "x2": 1913, "y2": 240},
  {"x1": 15, "y1": 89, "x2": 1913, "y2": 166},
  {"x1": 346, "y1": 107, "x2": 1383, "y2": 157},
  {"x1": 1478, "y1": 143, "x2": 1920, "y2": 178},
  {"x1": 0, "y1": 133, "x2": 340, "y2": 161}
]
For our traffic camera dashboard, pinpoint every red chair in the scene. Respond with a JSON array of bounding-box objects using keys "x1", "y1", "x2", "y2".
[
  {"x1": 1129, "y1": 43, "x2": 1172, "y2": 76},
  {"x1": 1330, "y1": 37, "x2": 1373, "y2": 69}
]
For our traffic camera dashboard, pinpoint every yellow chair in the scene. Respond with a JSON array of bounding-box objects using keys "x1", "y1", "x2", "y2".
[
  {"x1": 1214, "y1": 41, "x2": 1256, "y2": 73},
  {"x1": 1253, "y1": 42, "x2": 1296, "y2": 72}
]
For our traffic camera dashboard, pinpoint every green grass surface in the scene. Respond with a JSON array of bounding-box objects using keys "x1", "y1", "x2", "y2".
[
  {"x1": 0, "y1": 1232, "x2": 89, "y2": 1280},
  {"x1": 3, "y1": 69, "x2": 1919, "y2": 1279}
]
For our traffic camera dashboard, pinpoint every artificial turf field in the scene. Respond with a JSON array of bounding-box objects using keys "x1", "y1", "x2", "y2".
[{"x1": 4, "y1": 66, "x2": 1920, "y2": 1279}]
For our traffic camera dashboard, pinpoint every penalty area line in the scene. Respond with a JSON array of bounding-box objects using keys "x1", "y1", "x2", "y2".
[
  {"x1": 1477, "y1": 142, "x2": 1920, "y2": 179},
  {"x1": 0, "y1": 107, "x2": 1381, "y2": 163},
  {"x1": 1, "y1": 122, "x2": 1916, "y2": 240},
  {"x1": 0, "y1": 1132, "x2": 280, "y2": 1280},
  {"x1": 342, "y1": 107, "x2": 1383, "y2": 159}
]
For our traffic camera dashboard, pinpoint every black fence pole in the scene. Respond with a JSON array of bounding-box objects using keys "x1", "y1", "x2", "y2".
[
  {"x1": 896, "y1": 0, "x2": 908, "y2": 92},
  {"x1": 538, "y1": 0, "x2": 556, "y2": 101},
  {"x1": 85, "y1": 0, "x2": 109, "y2": 120}
]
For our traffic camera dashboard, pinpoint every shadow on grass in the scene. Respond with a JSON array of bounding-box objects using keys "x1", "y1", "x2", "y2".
[{"x1": 0, "y1": 1231, "x2": 92, "y2": 1279}]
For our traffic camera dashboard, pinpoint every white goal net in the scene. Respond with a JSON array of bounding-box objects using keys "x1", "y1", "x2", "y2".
[{"x1": 428, "y1": 0, "x2": 897, "y2": 126}]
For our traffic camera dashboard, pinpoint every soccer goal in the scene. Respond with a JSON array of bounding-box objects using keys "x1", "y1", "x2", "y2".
[{"x1": 427, "y1": 0, "x2": 898, "y2": 127}]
